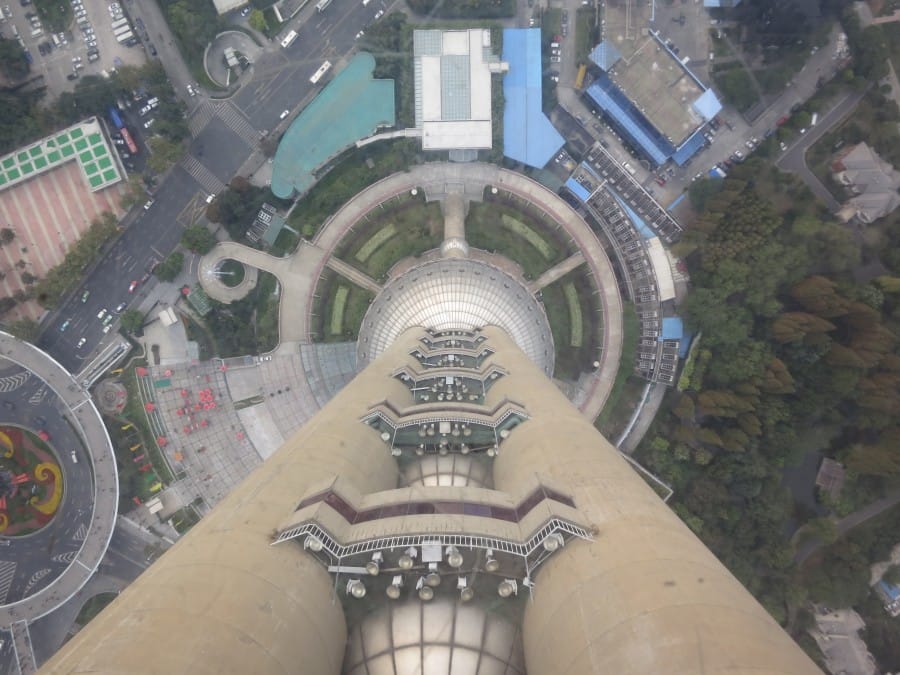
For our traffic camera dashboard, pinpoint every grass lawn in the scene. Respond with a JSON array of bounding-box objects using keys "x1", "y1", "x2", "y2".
[
  {"x1": 594, "y1": 301, "x2": 640, "y2": 433},
  {"x1": 465, "y1": 201, "x2": 567, "y2": 279},
  {"x1": 314, "y1": 271, "x2": 374, "y2": 342},
  {"x1": 541, "y1": 7, "x2": 561, "y2": 38},
  {"x1": 541, "y1": 270, "x2": 600, "y2": 381},
  {"x1": 574, "y1": 8, "x2": 596, "y2": 64},
  {"x1": 35, "y1": 0, "x2": 72, "y2": 32},
  {"x1": 337, "y1": 199, "x2": 443, "y2": 281},
  {"x1": 218, "y1": 259, "x2": 245, "y2": 288}
]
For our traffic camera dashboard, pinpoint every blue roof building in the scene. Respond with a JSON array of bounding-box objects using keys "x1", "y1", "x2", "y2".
[{"x1": 502, "y1": 29, "x2": 564, "y2": 169}]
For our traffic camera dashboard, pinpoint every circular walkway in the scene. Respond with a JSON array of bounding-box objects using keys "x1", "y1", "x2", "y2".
[
  {"x1": 198, "y1": 162, "x2": 623, "y2": 418},
  {"x1": 0, "y1": 333, "x2": 117, "y2": 627}
]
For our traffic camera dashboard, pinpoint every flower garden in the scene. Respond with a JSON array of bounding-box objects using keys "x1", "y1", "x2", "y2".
[{"x1": 0, "y1": 425, "x2": 64, "y2": 535}]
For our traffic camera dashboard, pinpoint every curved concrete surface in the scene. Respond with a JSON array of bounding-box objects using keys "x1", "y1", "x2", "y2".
[{"x1": 0, "y1": 332, "x2": 118, "y2": 626}]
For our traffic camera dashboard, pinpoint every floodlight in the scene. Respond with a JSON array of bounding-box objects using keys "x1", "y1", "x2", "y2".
[
  {"x1": 346, "y1": 579, "x2": 366, "y2": 599},
  {"x1": 497, "y1": 579, "x2": 518, "y2": 598},
  {"x1": 543, "y1": 533, "x2": 565, "y2": 552},
  {"x1": 386, "y1": 575, "x2": 403, "y2": 600},
  {"x1": 485, "y1": 549, "x2": 500, "y2": 573},
  {"x1": 304, "y1": 536, "x2": 323, "y2": 552},
  {"x1": 398, "y1": 547, "x2": 417, "y2": 569},
  {"x1": 445, "y1": 546, "x2": 463, "y2": 569}
]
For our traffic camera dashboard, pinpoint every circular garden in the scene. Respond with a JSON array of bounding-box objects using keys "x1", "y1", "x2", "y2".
[{"x1": 0, "y1": 425, "x2": 65, "y2": 536}]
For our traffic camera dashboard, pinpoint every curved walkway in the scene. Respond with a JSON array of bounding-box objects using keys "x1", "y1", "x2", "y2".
[
  {"x1": 0, "y1": 333, "x2": 118, "y2": 628},
  {"x1": 198, "y1": 163, "x2": 623, "y2": 419}
]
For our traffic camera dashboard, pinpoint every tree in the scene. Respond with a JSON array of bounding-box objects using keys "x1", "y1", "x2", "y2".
[
  {"x1": 119, "y1": 309, "x2": 144, "y2": 335},
  {"x1": 0, "y1": 228, "x2": 14, "y2": 246},
  {"x1": 146, "y1": 136, "x2": 184, "y2": 174},
  {"x1": 0, "y1": 38, "x2": 29, "y2": 81},
  {"x1": 6, "y1": 319, "x2": 39, "y2": 342},
  {"x1": 248, "y1": 9, "x2": 268, "y2": 32},
  {"x1": 155, "y1": 251, "x2": 184, "y2": 282},
  {"x1": 181, "y1": 225, "x2": 217, "y2": 254}
]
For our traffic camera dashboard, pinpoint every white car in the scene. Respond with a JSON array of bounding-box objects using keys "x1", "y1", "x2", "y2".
[
  {"x1": 374, "y1": 9, "x2": 383, "y2": 19},
  {"x1": 279, "y1": 109, "x2": 289, "y2": 120},
  {"x1": 97, "y1": 308, "x2": 107, "y2": 320}
]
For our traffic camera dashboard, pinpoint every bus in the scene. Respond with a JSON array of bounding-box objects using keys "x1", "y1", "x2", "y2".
[
  {"x1": 316, "y1": 0, "x2": 332, "y2": 11},
  {"x1": 574, "y1": 64, "x2": 586, "y2": 91},
  {"x1": 108, "y1": 106, "x2": 124, "y2": 129},
  {"x1": 309, "y1": 60, "x2": 331, "y2": 84},
  {"x1": 280, "y1": 29, "x2": 298, "y2": 49},
  {"x1": 120, "y1": 127, "x2": 138, "y2": 154},
  {"x1": 116, "y1": 30, "x2": 135, "y2": 43},
  {"x1": 111, "y1": 17, "x2": 129, "y2": 30},
  {"x1": 113, "y1": 24, "x2": 131, "y2": 37}
]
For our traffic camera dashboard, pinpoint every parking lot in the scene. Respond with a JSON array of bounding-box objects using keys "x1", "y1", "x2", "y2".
[{"x1": 0, "y1": 0, "x2": 148, "y2": 99}]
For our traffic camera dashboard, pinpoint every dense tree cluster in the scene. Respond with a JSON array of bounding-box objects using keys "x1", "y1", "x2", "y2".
[
  {"x1": 33, "y1": 212, "x2": 119, "y2": 308},
  {"x1": 0, "y1": 61, "x2": 187, "y2": 157},
  {"x1": 639, "y1": 159, "x2": 900, "y2": 629}
]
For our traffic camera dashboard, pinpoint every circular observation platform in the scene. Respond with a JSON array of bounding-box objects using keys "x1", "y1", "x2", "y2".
[{"x1": 357, "y1": 259, "x2": 555, "y2": 376}]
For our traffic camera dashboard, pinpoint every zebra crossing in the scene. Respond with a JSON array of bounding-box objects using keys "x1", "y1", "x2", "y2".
[
  {"x1": 187, "y1": 100, "x2": 262, "y2": 149},
  {"x1": 213, "y1": 101, "x2": 263, "y2": 147},
  {"x1": 0, "y1": 560, "x2": 17, "y2": 604},
  {"x1": 28, "y1": 386, "x2": 47, "y2": 406},
  {"x1": 181, "y1": 155, "x2": 227, "y2": 195},
  {"x1": 0, "y1": 371, "x2": 29, "y2": 393},
  {"x1": 187, "y1": 101, "x2": 216, "y2": 138}
]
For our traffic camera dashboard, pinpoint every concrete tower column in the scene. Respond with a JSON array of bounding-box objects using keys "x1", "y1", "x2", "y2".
[
  {"x1": 41, "y1": 355, "x2": 404, "y2": 674},
  {"x1": 482, "y1": 326, "x2": 820, "y2": 675}
]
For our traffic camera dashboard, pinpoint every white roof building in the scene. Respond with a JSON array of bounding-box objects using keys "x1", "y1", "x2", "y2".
[{"x1": 413, "y1": 29, "x2": 507, "y2": 151}]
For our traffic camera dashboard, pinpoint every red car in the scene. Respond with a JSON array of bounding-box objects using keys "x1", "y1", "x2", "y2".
[
  {"x1": 776, "y1": 115, "x2": 789, "y2": 127},
  {"x1": 128, "y1": 280, "x2": 139, "y2": 293}
]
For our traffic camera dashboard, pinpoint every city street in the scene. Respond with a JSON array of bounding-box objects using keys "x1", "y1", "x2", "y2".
[{"x1": 38, "y1": 0, "x2": 385, "y2": 372}]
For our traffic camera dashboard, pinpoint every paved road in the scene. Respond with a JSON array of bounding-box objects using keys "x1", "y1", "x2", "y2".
[
  {"x1": 775, "y1": 88, "x2": 867, "y2": 212},
  {"x1": 795, "y1": 489, "x2": 900, "y2": 565},
  {"x1": 0, "y1": 333, "x2": 118, "y2": 674},
  {"x1": 38, "y1": 0, "x2": 379, "y2": 372}
]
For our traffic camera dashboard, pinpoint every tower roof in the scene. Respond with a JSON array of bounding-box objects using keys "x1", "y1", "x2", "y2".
[{"x1": 357, "y1": 259, "x2": 555, "y2": 375}]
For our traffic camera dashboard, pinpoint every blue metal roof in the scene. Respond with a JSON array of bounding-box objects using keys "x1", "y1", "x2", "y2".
[
  {"x1": 588, "y1": 41, "x2": 621, "y2": 71},
  {"x1": 693, "y1": 89, "x2": 723, "y2": 121},
  {"x1": 661, "y1": 317, "x2": 684, "y2": 341},
  {"x1": 880, "y1": 581, "x2": 900, "y2": 601},
  {"x1": 585, "y1": 74, "x2": 674, "y2": 167},
  {"x1": 502, "y1": 29, "x2": 564, "y2": 169},
  {"x1": 564, "y1": 177, "x2": 591, "y2": 202},
  {"x1": 611, "y1": 192, "x2": 655, "y2": 239},
  {"x1": 672, "y1": 130, "x2": 706, "y2": 167}
]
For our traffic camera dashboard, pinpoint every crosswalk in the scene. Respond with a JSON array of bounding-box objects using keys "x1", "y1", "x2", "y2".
[
  {"x1": 213, "y1": 101, "x2": 263, "y2": 147},
  {"x1": 0, "y1": 560, "x2": 17, "y2": 604},
  {"x1": 180, "y1": 156, "x2": 227, "y2": 195},
  {"x1": 187, "y1": 102, "x2": 216, "y2": 137},
  {"x1": 187, "y1": 99, "x2": 262, "y2": 149}
]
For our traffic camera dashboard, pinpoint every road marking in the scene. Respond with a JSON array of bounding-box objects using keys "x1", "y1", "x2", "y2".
[{"x1": 0, "y1": 561, "x2": 16, "y2": 603}]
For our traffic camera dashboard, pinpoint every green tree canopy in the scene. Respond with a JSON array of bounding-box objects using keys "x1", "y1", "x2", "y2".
[
  {"x1": 155, "y1": 252, "x2": 184, "y2": 282},
  {"x1": 181, "y1": 225, "x2": 217, "y2": 254}
]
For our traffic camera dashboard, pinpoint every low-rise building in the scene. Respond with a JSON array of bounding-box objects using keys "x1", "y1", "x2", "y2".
[{"x1": 831, "y1": 143, "x2": 900, "y2": 224}]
